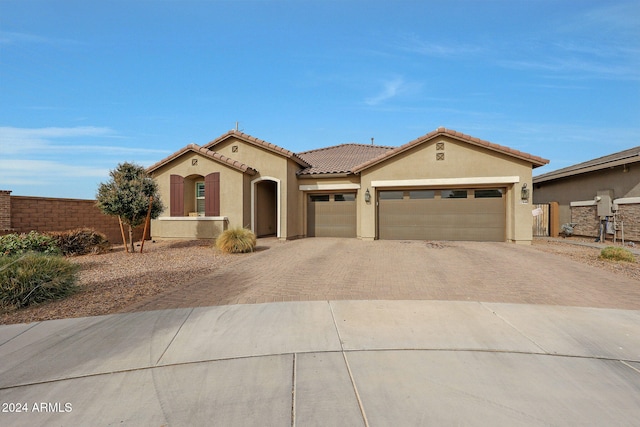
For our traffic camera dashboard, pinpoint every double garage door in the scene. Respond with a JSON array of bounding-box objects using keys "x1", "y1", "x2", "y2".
[{"x1": 378, "y1": 188, "x2": 506, "y2": 242}]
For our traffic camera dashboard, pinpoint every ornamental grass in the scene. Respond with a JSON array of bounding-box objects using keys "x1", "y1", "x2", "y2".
[
  {"x1": 599, "y1": 246, "x2": 636, "y2": 263},
  {"x1": 0, "y1": 254, "x2": 79, "y2": 310},
  {"x1": 215, "y1": 227, "x2": 257, "y2": 254}
]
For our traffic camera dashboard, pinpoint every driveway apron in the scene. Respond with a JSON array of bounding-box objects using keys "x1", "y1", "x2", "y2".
[{"x1": 128, "y1": 238, "x2": 640, "y2": 312}]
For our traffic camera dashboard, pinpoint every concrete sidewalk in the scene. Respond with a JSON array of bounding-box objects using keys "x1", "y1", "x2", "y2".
[{"x1": 1, "y1": 300, "x2": 639, "y2": 426}]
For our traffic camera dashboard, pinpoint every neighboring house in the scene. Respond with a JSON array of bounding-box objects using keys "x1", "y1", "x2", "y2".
[
  {"x1": 147, "y1": 127, "x2": 548, "y2": 244},
  {"x1": 533, "y1": 146, "x2": 640, "y2": 241}
]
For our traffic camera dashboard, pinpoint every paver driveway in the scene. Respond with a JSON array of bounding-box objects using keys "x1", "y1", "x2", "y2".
[{"x1": 128, "y1": 238, "x2": 639, "y2": 312}]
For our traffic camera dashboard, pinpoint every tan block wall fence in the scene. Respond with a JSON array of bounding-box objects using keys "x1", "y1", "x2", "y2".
[
  {"x1": 571, "y1": 204, "x2": 639, "y2": 242},
  {"x1": 0, "y1": 191, "x2": 144, "y2": 244}
]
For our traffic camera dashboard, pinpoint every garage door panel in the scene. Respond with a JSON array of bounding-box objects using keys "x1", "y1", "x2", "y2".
[
  {"x1": 378, "y1": 189, "x2": 505, "y2": 242},
  {"x1": 308, "y1": 195, "x2": 356, "y2": 238}
]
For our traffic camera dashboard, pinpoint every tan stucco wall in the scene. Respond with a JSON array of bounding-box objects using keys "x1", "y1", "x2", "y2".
[
  {"x1": 286, "y1": 159, "x2": 304, "y2": 238},
  {"x1": 211, "y1": 136, "x2": 303, "y2": 239},
  {"x1": 358, "y1": 136, "x2": 535, "y2": 243},
  {"x1": 150, "y1": 151, "x2": 245, "y2": 239},
  {"x1": 151, "y1": 217, "x2": 227, "y2": 240}
]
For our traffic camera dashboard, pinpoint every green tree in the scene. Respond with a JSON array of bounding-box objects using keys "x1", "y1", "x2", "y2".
[{"x1": 96, "y1": 162, "x2": 164, "y2": 253}]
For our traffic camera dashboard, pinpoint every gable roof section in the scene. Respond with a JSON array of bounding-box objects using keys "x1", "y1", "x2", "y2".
[
  {"x1": 297, "y1": 143, "x2": 395, "y2": 175},
  {"x1": 352, "y1": 127, "x2": 549, "y2": 173},
  {"x1": 203, "y1": 130, "x2": 311, "y2": 168},
  {"x1": 146, "y1": 144, "x2": 257, "y2": 175},
  {"x1": 534, "y1": 145, "x2": 640, "y2": 184}
]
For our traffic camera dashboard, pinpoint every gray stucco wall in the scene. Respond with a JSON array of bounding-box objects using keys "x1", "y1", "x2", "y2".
[{"x1": 533, "y1": 164, "x2": 639, "y2": 225}]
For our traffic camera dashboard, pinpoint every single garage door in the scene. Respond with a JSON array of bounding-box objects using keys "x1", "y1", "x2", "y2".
[
  {"x1": 307, "y1": 193, "x2": 357, "y2": 237},
  {"x1": 378, "y1": 188, "x2": 505, "y2": 241}
]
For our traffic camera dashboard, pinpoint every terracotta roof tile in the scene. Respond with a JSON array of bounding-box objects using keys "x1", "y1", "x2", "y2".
[
  {"x1": 297, "y1": 143, "x2": 395, "y2": 175},
  {"x1": 146, "y1": 144, "x2": 257, "y2": 175},
  {"x1": 352, "y1": 127, "x2": 549, "y2": 172},
  {"x1": 204, "y1": 130, "x2": 311, "y2": 168}
]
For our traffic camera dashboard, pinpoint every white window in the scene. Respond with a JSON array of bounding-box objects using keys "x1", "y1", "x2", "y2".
[{"x1": 196, "y1": 182, "x2": 205, "y2": 215}]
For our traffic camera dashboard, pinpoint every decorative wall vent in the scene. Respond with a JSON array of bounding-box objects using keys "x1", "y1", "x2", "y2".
[
  {"x1": 232, "y1": 145, "x2": 239, "y2": 153},
  {"x1": 436, "y1": 142, "x2": 445, "y2": 150},
  {"x1": 436, "y1": 153, "x2": 445, "y2": 161},
  {"x1": 191, "y1": 158, "x2": 198, "y2": 166}
]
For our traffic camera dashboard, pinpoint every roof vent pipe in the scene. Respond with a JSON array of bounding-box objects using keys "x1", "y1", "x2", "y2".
[{"x1": 371, "y1": 137, "x2": 374, "y2": 145}]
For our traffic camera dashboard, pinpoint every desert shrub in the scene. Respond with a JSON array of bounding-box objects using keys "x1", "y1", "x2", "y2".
[
  {"x1": 599, "y1": 246, "x2": 636, "y2": 263},
  {"x1": 0, "y1": 231, "x2": 61, "y2": 257},
  {"x1": 0, "y1": 254, "x2": 79, "y2": 309},
  {"x1": 216, "y1": 227, "x2": 257, "y2": 253},
  {"x1": 48, "y1": 228, "x2": 110, "y2": 256}
]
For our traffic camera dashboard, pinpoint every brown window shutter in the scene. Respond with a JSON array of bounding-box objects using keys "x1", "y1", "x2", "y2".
[
  {"x1": 170, "y1": 174, "x2": 184, "y2": 216},
  {"x1": 205, "y1": 172, "x2": 220, "y2": 216}
]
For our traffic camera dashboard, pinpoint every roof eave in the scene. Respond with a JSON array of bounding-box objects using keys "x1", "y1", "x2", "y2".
[
  {"x1": 534, "y1": 157, "x2": 639, "y2": 183},
  {"x1": 297, "y1": 172, "x2": 354, "y2": 178},
  {"x1": 146, "y1": 144, "x2": 257, "y2": 176},
  {"x1": 204, "y1": 130, "x2": 311, "y2": 168},
  {"x1": 352, "y1": 128, "x2": 549, "y2": 173}
]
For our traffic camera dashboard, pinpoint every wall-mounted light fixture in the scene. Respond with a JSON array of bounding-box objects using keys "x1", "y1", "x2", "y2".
[
  {"x1": 520, "y1": 183, "x2": 529, "y2": 203},
  {"x1": 364, "y1": 188, "x2": 371, "y2": 203}
]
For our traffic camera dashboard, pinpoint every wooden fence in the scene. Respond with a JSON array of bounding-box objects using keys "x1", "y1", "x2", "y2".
[{"x1": 532, "y1": 203, "x2": 550, "y2": 237}]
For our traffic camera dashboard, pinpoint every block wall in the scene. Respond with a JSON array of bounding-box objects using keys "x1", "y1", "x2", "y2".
[
  {"x1": 617, "y1": 204, "x2": 640, "y2": 241},
  {"x1": 571, "y1": 206, "x2": 599, "y2": 237},
  {"x1": 571, "y1": 204, "x2": 638, "y2": 242},
  {"x1": 0, "y1": 191, "x2": 11, "y2": 232},
  {"x1": 1, "y1": 193, "x2": 144, "y2": 244}
]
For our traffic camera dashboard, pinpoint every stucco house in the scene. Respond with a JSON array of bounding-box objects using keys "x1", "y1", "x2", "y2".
[
  {"x1": 533, "y1": 146, "x2": 640, "y2": 241},
  {"x1": 147, "y1": 127, "x2": 549, "y2": 244}
]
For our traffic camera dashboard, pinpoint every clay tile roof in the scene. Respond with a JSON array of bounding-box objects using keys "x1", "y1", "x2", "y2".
[
  {"x1": 296, "y1": 143, "x2": 395, "y2": 175},
  {"x1": 534, "y1": 145, "x2": 640, "y2": 183},
  {"x1": 146, "y1": 144, "x2": 257, "y2": 175},
  {"x1": 204, "y1": 130, "x2": 311, "y2": 168},
  {"x1": 352, "y1": 127, "x2": 549, "y2": 173}
]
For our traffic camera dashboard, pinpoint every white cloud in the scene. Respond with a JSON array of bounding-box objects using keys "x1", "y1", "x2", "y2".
[
  {"x1": 0, "y1": 126, "x2": 169, "y2": 156},
  {"x1": 0, "y1": 126, "x2": 112, "y2": 154},
  {"x1": 365, "y1": 78, "x2": 404, "y2": 106},
  {"x1": 397, "y1": 33, "x2": 484, "y2": 58},
  {"x1": 0, "y1": 126, "x2": 172, "y2": 197},
  {"x1": 0, "y1": 159, "x2": 110, "y2": 179},
  {"x1": 0, "y1": 31, "x2": 81, "y2": 47},
  {"x1": 364, "y1": 77, "x2": 422, "y2": 106}
]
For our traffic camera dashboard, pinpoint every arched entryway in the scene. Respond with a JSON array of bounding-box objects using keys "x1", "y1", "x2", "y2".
[{"x1": 251, "y1": 177, "x2": 280, "y2": 238}]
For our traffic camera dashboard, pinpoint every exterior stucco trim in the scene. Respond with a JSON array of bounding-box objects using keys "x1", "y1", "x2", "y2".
[
  {"x1": 614, "y1": 197, "x2": 640, "y2": 205},
  {"x1": 298, "y1": 184, "x2": 361, "y2": 191},
  {"x1": 570, "y1": 200, "x2": 597, "y2": 207},
  {"x1": 371, "y1": 176, "x2": 520, "y2": 188},
  {"x1": 251, "y1": 176, "x2": 281, "y2": 238},
  {"x1": 156, "y1": 216, "x2": 228, "y2": 221}
]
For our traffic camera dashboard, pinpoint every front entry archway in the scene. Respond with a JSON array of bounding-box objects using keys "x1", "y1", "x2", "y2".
[{"x1": 251, "y1": 177, "x2": 280, "y2": 238}]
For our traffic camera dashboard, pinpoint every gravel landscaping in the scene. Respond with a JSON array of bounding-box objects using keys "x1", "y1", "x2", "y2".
[{"x1": 0, "y1": 237, "x2": 637, "y2": 325}]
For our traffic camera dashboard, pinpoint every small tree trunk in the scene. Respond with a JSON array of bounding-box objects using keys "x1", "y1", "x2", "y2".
[
  {"x1": 140, "y1": 196, "x2": 153, "y2": 253},
  {"x1": 128, "y1": 224, "x2": 135, "y2": 253},
  {"x1": 118, "y1": 216, "x2": 128, "y2": 253}
]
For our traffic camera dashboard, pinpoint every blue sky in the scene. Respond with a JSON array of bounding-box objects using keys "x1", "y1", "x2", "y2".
[{"x1": 1, "y1": 0, "x2": 638, "y2": 199}]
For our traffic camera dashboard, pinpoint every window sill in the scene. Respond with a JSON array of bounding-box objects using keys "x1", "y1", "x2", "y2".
[{"x1": 156, "y1": 216, "x2": 228, "y2": 221}]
